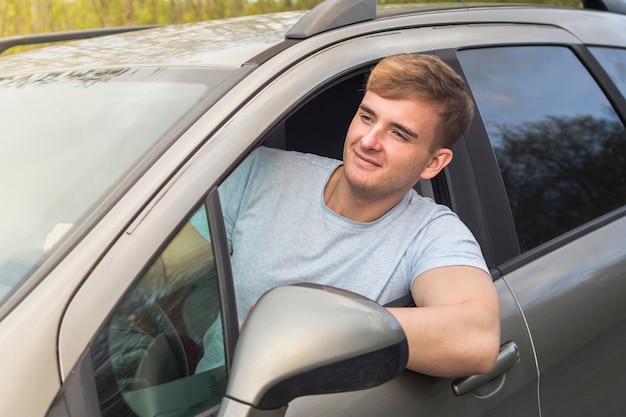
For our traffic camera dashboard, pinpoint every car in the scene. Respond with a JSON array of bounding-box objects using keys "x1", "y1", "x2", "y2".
[{"x1": 1, "y1": 0, "x2": 626, "y2": 415}]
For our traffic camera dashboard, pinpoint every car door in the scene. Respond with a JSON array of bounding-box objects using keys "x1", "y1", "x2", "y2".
[
  {"x1": 227, "y1": 24, "x2": 553, "y2": 417},
  {"x1": 457, "y1": 43, "x2": 626, "y2": 416}
]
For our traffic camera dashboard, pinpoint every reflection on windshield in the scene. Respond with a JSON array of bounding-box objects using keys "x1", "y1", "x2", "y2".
[{"x1": 0, "y1": 67, "x2": 232, "y2": 305}]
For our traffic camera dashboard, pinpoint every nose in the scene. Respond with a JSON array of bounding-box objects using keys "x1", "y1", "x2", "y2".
[{"x1": 359, "y1": 126, "x2": 383, "y2": 151}]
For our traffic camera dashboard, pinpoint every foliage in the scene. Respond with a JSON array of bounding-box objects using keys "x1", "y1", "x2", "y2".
[
  {"x1": 2, "y1": 0, "x2": 581, "y2": 39},
  {"x1": 0, "y1": 0, "x2": 327, "y2": 38},
  {"x1": 496, "y1": 114, "x2": 626, "y2": 250}
]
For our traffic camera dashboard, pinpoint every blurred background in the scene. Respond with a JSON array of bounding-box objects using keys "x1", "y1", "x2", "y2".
[{"x1": 2, "y1": 0, "x2": 581, "y2": 41}]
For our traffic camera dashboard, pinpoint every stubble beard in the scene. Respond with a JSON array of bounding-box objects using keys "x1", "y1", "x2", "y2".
[{"x1": 343, "y1": 166, "x2": 407, "y2": 203}]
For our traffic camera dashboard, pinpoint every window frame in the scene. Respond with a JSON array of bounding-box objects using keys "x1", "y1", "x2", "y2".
[
  {"x1": 205, "y1": 190, "x2": 239, "y2": 368},
  {"x1": 435, "y1": 48, "x2": 520, "y2": 272}
]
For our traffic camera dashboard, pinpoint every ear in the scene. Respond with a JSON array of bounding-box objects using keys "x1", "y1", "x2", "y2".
[{"x1": 420, "y1": 148, "x2": 453, "y2": 180}]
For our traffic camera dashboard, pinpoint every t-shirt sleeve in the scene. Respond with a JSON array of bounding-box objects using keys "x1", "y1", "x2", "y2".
[
  {"x1": 217, "y1": 148, "x2": 261, "y2": 252},
  {"x1": 406, "y1": 209, "x2": 490, "y2": 287}
]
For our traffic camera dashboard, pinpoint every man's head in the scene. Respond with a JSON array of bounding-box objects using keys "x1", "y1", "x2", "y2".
[
  {"x1": 365, "y1": 53, "x2": 474, "y2": 150},
  {"x1": 339, "y1": 54, "x2": 474, "y2": 206}
]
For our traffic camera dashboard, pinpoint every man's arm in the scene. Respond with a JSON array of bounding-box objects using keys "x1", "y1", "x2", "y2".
[{"x1": 388, "y1": 265, "x2": 500, "y2": 377}]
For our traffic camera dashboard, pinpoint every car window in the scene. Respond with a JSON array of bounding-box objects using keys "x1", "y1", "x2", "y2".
[
  {"x1": 590, "y1": 47, "x2": 626, "y2": 96},
  {"x1": 89, "y1": 205, "x2": 226, "y2": 417},
  {"x1": 459, "y1": 46, "x2": 626, "y2": 252}
]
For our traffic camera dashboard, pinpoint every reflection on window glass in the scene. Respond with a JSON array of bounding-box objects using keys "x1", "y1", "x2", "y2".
[
  {"x1": 590, "y1": 47, "x2": 626, "y2": 96},
  {"x1": 460, "y1": 46, "x2": 626, "y2": 252},
  {"x1": 0, "y1": 67, "x2": 233, "y2": 308},
  {"x1": 91, "y1": 206, "x2": 226, "y2": 417}
]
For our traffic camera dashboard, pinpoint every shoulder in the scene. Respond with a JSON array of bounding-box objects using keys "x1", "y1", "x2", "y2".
[
  {"x1": 401, "y1": 192, "x2": 489, "y2": 277},
  {"x1": 257, "y1": 146, "x2": 338, "y2": 165},
  {"x1": 402, "y1": 189, "x2": 457, "y2": 223},
  {"x1": 254, "y1": 146, "x2": 341, "y2": 174}
]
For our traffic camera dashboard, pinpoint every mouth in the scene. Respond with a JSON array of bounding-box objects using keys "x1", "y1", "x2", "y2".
[{"x1": 353, "y1": 149, "x2": 382, "y2": 168}]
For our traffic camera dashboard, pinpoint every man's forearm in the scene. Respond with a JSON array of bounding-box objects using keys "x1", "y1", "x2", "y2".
[{"x1": 388, "y1": 303, "x2": 500, "y2": 377}]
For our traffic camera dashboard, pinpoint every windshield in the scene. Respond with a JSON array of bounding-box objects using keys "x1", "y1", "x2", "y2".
[{"x1": 0, "y1": 67, "x2": 233, "y2": 304}]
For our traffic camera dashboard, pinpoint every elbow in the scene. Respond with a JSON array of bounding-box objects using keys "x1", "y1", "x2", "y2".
[
  {"x1": 460, "y1": 317, "x2": 501, "y2": 376},
  {"x1": 454, "y1": 343, "x2": 498, "y2": 377},
  {"x1": 471, "y1": 330, "x2": 501, "y2": 375},
  {"x1": 473, "y1": 343, "x2": 499, "y2": 375},
  {"x1": 473, "y1": 307, "x2": 501, "y2": 375}
]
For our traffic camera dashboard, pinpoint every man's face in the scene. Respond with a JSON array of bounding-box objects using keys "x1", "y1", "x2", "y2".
[{"x1": 342, "y1": 91, "x2": 443, "y2": 200}]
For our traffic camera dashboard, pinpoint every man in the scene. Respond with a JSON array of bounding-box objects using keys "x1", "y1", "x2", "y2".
[{"x1": 199, "y1": 53, "x2": 500, "y2": 377}]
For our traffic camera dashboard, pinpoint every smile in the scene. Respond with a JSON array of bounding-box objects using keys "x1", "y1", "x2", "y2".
[{"x1": 353, "y1": 150, "x2": 382, "y2": 168}]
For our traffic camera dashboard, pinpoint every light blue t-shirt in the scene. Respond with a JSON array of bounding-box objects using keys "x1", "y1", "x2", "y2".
[{"x1": 195, "y1": 146, "x2": 488, "y2": 322}]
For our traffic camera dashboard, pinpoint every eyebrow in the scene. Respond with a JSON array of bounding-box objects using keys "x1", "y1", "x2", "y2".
[{"x1": 359, "y1": 103, "x2": 419, "y2": 140}]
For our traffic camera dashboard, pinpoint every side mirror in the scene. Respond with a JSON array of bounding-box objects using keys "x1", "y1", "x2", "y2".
[{"x1": 217, "y1": 284, "x2": 408, "y2": 417}]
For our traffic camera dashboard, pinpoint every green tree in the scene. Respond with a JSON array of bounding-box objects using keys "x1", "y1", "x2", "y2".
[{"x1": 1, "y1": 0, "x2": 580, "y2": 50}]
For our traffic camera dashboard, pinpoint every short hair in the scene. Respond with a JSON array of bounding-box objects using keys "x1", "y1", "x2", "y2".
[{"x1": 366, "y1": 54, "x2": 475, "y2": 150}]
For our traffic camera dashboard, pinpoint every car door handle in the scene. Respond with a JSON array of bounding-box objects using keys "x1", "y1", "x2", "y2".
[{"x1": 452, "y1": 341, "x2": 520, "y2": 396}]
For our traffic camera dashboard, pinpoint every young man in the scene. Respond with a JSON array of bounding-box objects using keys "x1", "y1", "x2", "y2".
[{"x1": 206, "y1": 53, "x2": 500, "y2": 377}]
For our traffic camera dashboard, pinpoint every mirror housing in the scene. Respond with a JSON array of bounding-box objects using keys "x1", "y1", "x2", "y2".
[{"x1": 216, "y1": 284, "x2": 408, "y2": 417}]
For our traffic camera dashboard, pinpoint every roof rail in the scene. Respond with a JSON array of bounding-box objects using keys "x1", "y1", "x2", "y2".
[
  {"x1": 582, "y1": 0, "x2": 626, "y2": 14},
  {"x1": 285, "y1": 0, "x2": 377, "y2": 39},
  {"x1": 0, "y1": 26, "x2": 159, "y2": 55}
]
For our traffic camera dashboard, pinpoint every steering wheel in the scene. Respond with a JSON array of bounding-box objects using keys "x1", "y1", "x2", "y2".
[{"x1": 107, "y1": 287, "x2": 189, "y2": 392}]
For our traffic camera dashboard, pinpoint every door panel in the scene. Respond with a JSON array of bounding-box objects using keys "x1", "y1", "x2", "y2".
[
  {"x1": 286, "y1": 278, "x2": 539, "y2": 417},
  {"x1": 503, "y1": 216, "x2": 626, "y2": 416}
]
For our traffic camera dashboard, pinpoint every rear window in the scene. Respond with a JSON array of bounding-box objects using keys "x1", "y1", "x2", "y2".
[{"x1": 460, "y1": 46, "x2": 626, "y2": 253}]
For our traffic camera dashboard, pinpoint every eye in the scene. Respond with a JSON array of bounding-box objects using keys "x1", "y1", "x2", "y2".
[
  {"x1": 360, "y1": 113, "x2": 373, "y2": 124},
  {"x1": 392, "y1": 130, "x2": 409, "y2": 142}
]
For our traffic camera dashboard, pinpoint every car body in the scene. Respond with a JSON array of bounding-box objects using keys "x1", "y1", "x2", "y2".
[{"x1": 1, "y1": 0, "x2": 626, "y2": 416}]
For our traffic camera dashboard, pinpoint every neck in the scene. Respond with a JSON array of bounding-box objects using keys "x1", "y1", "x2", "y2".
[{"x1": 323, "y1": 166, "x2": 406, "y2": 223}]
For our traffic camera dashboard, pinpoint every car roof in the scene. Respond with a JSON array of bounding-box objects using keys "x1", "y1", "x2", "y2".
[
  {"x1": 0, "y1": 12, "x2": 306, "y2": 75},
  {"x1": 3, "y1": 1, "x2": 626, "y2": 77}
]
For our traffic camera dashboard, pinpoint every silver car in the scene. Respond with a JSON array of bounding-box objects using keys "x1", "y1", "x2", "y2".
[{"x1": 1, "y1": 0, "x2": 626, "y2": 416}]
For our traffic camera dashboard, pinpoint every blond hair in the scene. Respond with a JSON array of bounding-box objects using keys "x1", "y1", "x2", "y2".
[{"x1": 366, "y1": 54, "x2": 474, "y2": 149}]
